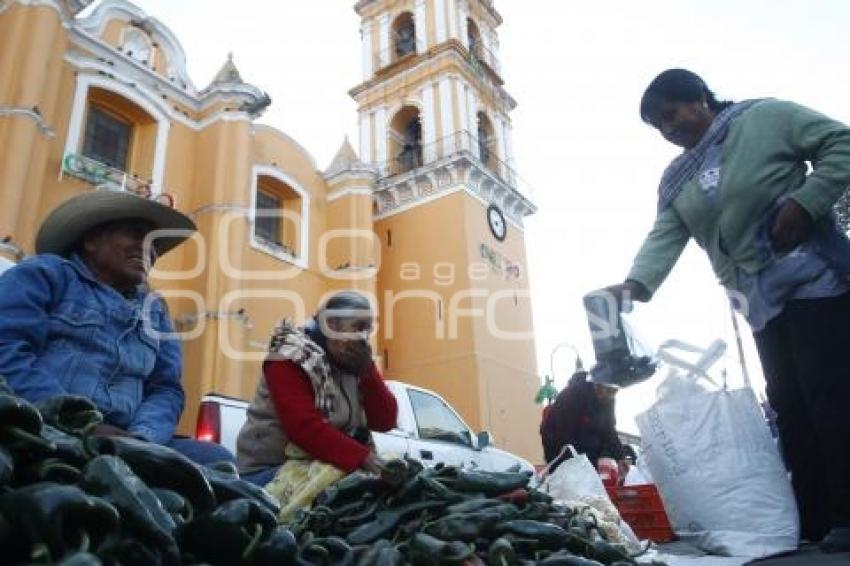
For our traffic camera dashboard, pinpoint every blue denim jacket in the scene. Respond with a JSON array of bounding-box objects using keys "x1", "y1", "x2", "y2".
[{"x1": 0, "y1": 253, "x2": 184, "y2": 443}]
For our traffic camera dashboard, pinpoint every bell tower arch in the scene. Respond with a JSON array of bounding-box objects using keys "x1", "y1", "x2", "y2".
[{"x1": 351, "y1": 0, "x2": 541, "y2": 462}]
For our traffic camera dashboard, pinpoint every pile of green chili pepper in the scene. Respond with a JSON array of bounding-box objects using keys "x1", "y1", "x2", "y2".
[
  {"x1": 0, "y1": 379, "x2": 667, "y2": 565},
  {"x1": 291, "y1": 458, "x2": 668, "y2": 565}
]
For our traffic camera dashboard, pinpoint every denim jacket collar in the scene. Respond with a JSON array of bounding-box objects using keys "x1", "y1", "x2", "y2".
[{"x1": 68, "y1": 253, "x2": 144, "y2": 301}]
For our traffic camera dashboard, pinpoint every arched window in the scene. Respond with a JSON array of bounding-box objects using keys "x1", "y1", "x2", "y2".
[
  {"x1": 392, "y1": 12, "x2": 416, "y2": 60},
  {"x1": 253, "y1": 174, "x2": 304, "y2": 259},
  {"x1": 476, "y1": 111, "x2": 497, "y2": 172},
  {"x1": 389, "y1": 106, "x2": 423, "y2": 174}
]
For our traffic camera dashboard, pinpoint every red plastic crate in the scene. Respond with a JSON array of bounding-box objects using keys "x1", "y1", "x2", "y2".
[{"x1": 606, "y1": 484, "x2": 675, "y2": 543}]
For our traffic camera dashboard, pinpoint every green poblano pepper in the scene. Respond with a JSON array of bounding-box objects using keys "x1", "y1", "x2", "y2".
[
  {"x1": 0, "y1": 482, "x2": 119, "y2": 563},
  {"x1": 199, "y1": 464, "x2": 280, "y2": 516},
  {"x1": 246, "y1": 526, "x2": 298, "y2": 566},
  {"x1": 0, "y1": 393, "x2": 52, "y2": 453},
  {"x1": 80, "y1": 455, "x2": 180, "y2": 564},
  {"x1": 35, "y1": 395, "x2": 103, "y2": 436},
  {"x1": 176, "y1": 498, "x2": 278, "y2": 565},
  {"x1": 89, "y1": 436, "x2": 216, "y2": 514}
]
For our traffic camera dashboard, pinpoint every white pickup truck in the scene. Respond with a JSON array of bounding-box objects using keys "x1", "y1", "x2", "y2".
[{"x1": 196, "y1": 380, "x2": 534, "y2": 474}]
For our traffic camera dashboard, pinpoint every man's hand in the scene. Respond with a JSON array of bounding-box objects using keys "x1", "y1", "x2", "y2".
[
  {"x1": 361, "y1": 452, "x2": 387, "y2": 476},
  {"x1": 90, "y1": 423, "x2": 136, "y2": 438},
  {"x1": 771, "y1": 199, "x2": 813, "y2": 253}
]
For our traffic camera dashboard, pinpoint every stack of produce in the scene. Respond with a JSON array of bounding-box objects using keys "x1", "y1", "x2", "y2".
[{"x1": 0, "y1": 380, "x2": 665, "y2": 565}]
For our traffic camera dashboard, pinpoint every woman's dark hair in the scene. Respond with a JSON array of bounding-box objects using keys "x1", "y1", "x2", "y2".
[
  {"x1": 304, "y1": 291, "x2": 373, "y2": 348},
  {"x1": 639, "y1": 68, "x2": 733, "y2": 124}
]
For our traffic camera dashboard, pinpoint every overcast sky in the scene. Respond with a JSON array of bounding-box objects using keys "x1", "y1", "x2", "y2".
[{"x1": 107, "y1": 1, "x2": 850, "y2": 433}]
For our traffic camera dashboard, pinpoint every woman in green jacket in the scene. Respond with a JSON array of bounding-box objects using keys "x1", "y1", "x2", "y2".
[{"x1": 609, "y1": 69, "x2": 850, "y2": 552}]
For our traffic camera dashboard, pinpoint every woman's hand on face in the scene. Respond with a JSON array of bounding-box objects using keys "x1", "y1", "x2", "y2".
[
  {"x1": 348, "y1": 340, "x2": 373, "y2": 374},
  {"x1": 361, "y1": 452, "x2": 387, "y2": 476},
  {"x1": 771, "y1": 199, "x2": 813, "y2": 252}
]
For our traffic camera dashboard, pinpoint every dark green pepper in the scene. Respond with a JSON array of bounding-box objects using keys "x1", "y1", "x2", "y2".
[
  {"x1": 488, "y1": 537, "x2": 519, "y2": 566},
  {"x1": 346, "y1": 499, "x2": 446, "y2": 545},
  {"x1": 537, "y1": 553, "x2": 605, "y2": 565},
  {"x1": 35, "y1": 395, "x2": 103, "y2": 436},
  {"x1": 423, "y1": 510, "x2": 503, "y2": 542},
  {"x1": 315, "y1": 472, "x2": 388, "y2": 508},
  {"x1": 0, "y1": 393, "x2": 53, "y2": 453},
  {"x1": 176, "y1": 498, "x2": 277, "y2": 565},
  {"x1": 452, "y1": 469, "x2": 530, "y2": 496},
  {"x1": 153, "y1": 487, "x2": 194, "y2": 524},
  {"x1": 0, "y1": 482, "x2": 119, "y2": 564},
  {"x1": 407, "y1": 532, "x2": 475, "y2": 565},
  {"x1": 80, "y1": 455, "x2": 180, "y2": 564},
  {"x1": 247, "y1": 526, "x2": 298, "y2": 566},
  {"x1": 200, "y1": 465, "x2": 280, "y2": 515},
  {"x1": 587, "y1": 539, "x2": 632, "y2": 565},
  {"x1": 0, "y1": 445, "x2": 12, "y2": 485},
  {"x1": 446, "y1": 497, "x2": 502, "y2": 515},
  {"x1": 56, "y1": 551, "x2": 102, "y2": 565},
  {"x1": 303, "y1": 536, "x2": 354, "y2": 566},
  {"x1": 91, "y1": 436, "x2": 216, "y2": 514},
  {"x1": 496, "y1": 519, "x2": 570, "y2": 549},
  {"x1": 96, "y1": 537, "x2": 161, "y2": 566}
]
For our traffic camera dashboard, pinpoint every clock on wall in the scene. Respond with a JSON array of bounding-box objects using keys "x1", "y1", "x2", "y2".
[{"x1": 486, "y1": 204, "x2": 507, "y2": 242}]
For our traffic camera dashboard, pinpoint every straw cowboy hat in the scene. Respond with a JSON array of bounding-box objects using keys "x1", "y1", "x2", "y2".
[{"x1": 35, "y1": 190, "x2": 196, "y2": 257}]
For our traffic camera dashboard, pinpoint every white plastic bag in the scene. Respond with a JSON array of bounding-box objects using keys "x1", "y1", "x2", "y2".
[
  {"x1": 541, "y1": 446, "x2": 640, "y2": 551},
  {"x1": 636, "y1": 339, "x2": 799, "y2": 558}
]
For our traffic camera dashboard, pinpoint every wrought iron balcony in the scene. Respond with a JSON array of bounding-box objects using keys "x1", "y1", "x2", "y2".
[
  {"x1": 60, "y1": 153, "x2": 153, "y2": 197},
  {"x1": 370, "y1": 130, "x2": 536, "y2": 225}
]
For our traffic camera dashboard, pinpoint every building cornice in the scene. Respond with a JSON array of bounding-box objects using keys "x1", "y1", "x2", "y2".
[
  {"x1": 350, "y1": 43, "x2": 515, "y2": 112},
  {"x1": 372, "y1": 153, "x2": 535, "y2": 227}
]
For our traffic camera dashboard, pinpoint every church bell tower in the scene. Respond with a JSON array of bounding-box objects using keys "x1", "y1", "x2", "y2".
[{"x1": 350, "y1": 0, "x2": 541, "y2": 462}]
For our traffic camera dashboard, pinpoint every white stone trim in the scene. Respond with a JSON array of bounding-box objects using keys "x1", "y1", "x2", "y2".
[
  {"x1": 420, "y1": 83, "x2": 437, "y2": 162},
  {"x1": 360, "y1": 20, "x2": 373, "y2": 79},
  {"x1": 74, "y1": 0, "x2": 196, "y2": 93},
  {"x1": 447, "y1": 0, "x2": 458, "y2": 40},
  {"x1": 466, "y1": 87, "x2": 478, "y2": 159},
  {"x1": 0, "y1": 106, "x2": 55, "y2": 138},
  {"x1": 63, "y1": 73, "x2": 170, "y2": 194},
  {"x1": 438, "y1": 77, "x2": 454, "y2": 151},
  {"x1": 63, "y1": 54, "x2": 256, "y2": 131},
  {"x1": 359, "y1": 112, "x2": 372, "y2": 164},
  {"x1": 249, "y1": 164, "x2": 310, "y2": 270},
  {"x1": 375, "y1": 105, "x2": 388, "y2": 165},
  {"x1": 455, "y1": 80, "x2": 469, "y2": 140},
  {"x1": 414, "y1": 0, "x2": 427, "y2": 52},
  {"x1": 374, "y1": 185, "x2": 525, "y2": 232},
  {"x1": 458, "y1": 1, "x2": 469, "y2": 48},
  {"x1": 494, "y1": 116, "x2": 506, "y2": 164},
  {"x1": 327, "y1": 187, "x2": 373, "y2": 202},
  {"x1": 435, "y1": 0, "x2": 447, "y2": 43},
  {"x1": 378, "y1": 13, "x2": 390, "y2": 68}
]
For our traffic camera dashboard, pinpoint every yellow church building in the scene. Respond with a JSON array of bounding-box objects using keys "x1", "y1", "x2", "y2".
[{"x1": 0, "y1": 0, "x2": 542, "y2": 461}]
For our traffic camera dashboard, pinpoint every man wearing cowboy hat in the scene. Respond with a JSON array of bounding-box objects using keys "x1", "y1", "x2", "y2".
[{"x1": 0, "y1": 190, "x2": 233, "y2": 465}]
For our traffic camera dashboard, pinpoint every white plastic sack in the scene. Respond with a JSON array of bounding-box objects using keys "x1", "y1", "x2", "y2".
[
  {"x1": 636, "y1": 339, "x2": 798, "y2": 558},
  {"x1": 541, "y1": 445, "x2": 619, "y2": 521},
  {"x1": 541, "y1": 446, "x2": 640, "y2": 551}
]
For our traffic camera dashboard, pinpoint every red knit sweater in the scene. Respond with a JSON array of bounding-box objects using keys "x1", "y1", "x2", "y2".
[{"x1": 264, "y1": 360, "x2": 398, "y2": 472}]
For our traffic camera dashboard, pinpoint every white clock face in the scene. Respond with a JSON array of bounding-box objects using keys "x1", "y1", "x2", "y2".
[{"x1": 487, "y1": 205, "x2": 507, "y2": 241}]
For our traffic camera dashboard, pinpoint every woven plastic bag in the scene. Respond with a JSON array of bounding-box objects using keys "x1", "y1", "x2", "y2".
[{"x1": 636, "y1": 339, "x2": 798, "y2": 558}]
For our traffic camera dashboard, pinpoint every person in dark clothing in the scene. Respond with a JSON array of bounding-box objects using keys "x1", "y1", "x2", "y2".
[{"x1": 540, "y1": 370, "x2": 627, "y2": 477}]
